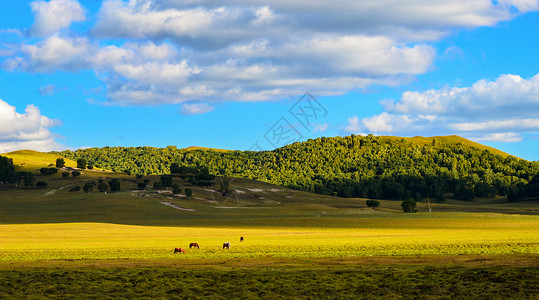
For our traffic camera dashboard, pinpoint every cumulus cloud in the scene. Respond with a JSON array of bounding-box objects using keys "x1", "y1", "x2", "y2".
[
  {"x1": 29, "y1": 0, "x2": 86, "y2": 37},
  {"x1": 352, "y1": 73, "x2": 539, "y2": 142},
  {"x1": 15, "y1": 35, "x2": 93, "y2": 72},
  {"x1": 0, "y1": 98, "x2": 63, "y2": 153},
  {"x1": 4, "y1": 0, "x2": 539, "y2": 110}
]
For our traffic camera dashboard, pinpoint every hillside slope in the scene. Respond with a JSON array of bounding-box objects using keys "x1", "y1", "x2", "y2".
[
  {"x1": 1, "y1": 150, "x2": 78, "y2": 171},
  {"x1": 385, "y1": 135, "x2": 513, "y2": 158},
  {"x1": 53, "y1": 135, "x2": 539, "y2": 201}
]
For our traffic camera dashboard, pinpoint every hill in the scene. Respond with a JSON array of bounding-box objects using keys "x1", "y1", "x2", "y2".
[
  {"x1": 385, "y1": 135, "x2": 513, "y2": 158},
  {"x1": 51, "y1": 134, "x2": 539, "y2": 202},
  {"x1": 0, "y1": 150, "x2": 78, "y2": 171}
]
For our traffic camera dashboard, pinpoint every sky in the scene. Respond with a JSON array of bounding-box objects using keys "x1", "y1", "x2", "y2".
[{"x1": 0, "y1": 0, "x2": 538, "y2": 161}]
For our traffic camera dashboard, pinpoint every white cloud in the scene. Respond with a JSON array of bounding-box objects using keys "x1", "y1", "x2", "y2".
[
  {"x1": 344, "y1": 115, "x2": 362, "y2": 133},
  {"x1": 312, "y1": 123, "x2": 329, "y2": 133},
  {"x1": 355, "y1": 73, "x2": 539, "y2": 142},
  {"x1": 0, "y1": 98, "x2": 63, "y2": 153},
  {"x1": 181, "y1": 103, "x2": 214, "y2": 115},
  {"x1": 19, "y1": 35, "x2": 92, "y2": 72},
  {"x1": 362, "y1": 112, "x2": 413, "y2": 133},
  {"x1": 30, "y1": 0, "x2": 86, "y2": 37},
  {"x1": 473, "y1": 132, "x2": 523, "y2": 143},
  {"x1": 4, "y1": 0, "x2": 539, "y2": 110}
]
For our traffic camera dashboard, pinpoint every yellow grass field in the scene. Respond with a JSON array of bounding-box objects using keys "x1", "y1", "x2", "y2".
[{"x1": 1, "y1": 213, "x2": 537, "y2": 261}]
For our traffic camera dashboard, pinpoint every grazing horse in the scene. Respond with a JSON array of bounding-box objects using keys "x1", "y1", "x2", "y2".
[
  {"x1": 222, "y1": 242, "x2": 231, "y2": 249},
  {"x1": 189, "y1": 242, "x2": 200, "y2": 249},
  {"x1": 174, "y1": 247, "x2": 185, "y2": 254}
]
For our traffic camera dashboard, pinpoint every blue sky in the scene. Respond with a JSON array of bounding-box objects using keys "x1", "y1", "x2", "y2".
[{"x1": 0, "y1": 1, "x2": 538, "y2": 161}]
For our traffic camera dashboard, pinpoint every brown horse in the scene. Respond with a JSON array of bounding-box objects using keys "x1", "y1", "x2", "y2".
[
  {"x1": 189, "y1": 242, "x2": 199, "y2": 249},
  {"x1": 174, "y1": 247, "x2": 185, "y2": 254},
  {"x1": 223, "y1": 242, "x2": 231, "y2": 249}
]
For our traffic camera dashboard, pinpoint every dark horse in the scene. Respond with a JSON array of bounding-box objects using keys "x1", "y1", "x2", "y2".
[
  {"x1": 189, "y1": 242, "x2": 199, "y2": 249},
  {"x1": 174, "y1": 247, "x2": 185, "y2": 254},
  {"x1": 223, "y1": 242, "x2": 231, "y2": 249}
]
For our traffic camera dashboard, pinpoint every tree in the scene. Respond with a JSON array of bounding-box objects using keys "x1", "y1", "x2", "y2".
[
  {"x1": 425, "y1": 198, "x2": 433, "y2": 213},
  {"x1": 366, "y1": 199, "x2": 380, "y2": 208},
  {"x1": 170, "y1": 163, "x2": 181, "y2": 174},
  {"x1": 36, "y1": 181, "x2": 48, "y2": 188},
  {"x1": 109, "y1": 178, "x2": 121, "y2": 192},
  {"x1": 185, "y1": 188, "x2": 193, "y2": 199},
  {"x1": 77, "y1": 158, "x2": 87, "y2": 169},
  {"x1": 160, "y1": 175, "x2": 173, "y2": 187},
  {"x1": 21, "y1": 172, "x2": 36, "y2": 188},
  {"x1": 72, "y1": 171, "x2": 81, "y2": 178},
  {"x1": 0, "y1": 156, "x2": 17, "y2": 184},
  {"x1": 172, "y1": 184, "x2": 181, "y2": 194},
  {"x1": 97, "y1": 182, "x2": 109, "y2": 193},
  {"x1": 40, "y1": 167, "x2": 57, "y2": 175},
  {"x1": 401, "y1": 199, "x2": 417, "y2": 213},
  {"x1": 83, "y1": 182, "x2": 96, "y2": 194},
  {"x1": 153, "y1": 181, "x2": 163, "y2": 190},
  {"x1": 56, "y1": 158, "x2": 65, "y2": 168},
  {"x1": 62, "y1": 171, "x2": 70, "y2": 178}
]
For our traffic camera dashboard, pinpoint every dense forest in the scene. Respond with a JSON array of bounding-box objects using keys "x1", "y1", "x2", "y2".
[{"x1": 53, "y1": 135, "x2": 539, "y2": 202}]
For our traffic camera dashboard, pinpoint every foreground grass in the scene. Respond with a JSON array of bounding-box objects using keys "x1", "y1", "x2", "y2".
[
  {"x1": 1, "y1": 214, "x2": 538, "y2": 261},
  {"x1": 1, "y1": 256, "x2": 537, "y2": 299}
]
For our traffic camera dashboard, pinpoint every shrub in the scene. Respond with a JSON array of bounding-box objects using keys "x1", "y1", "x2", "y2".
[
  {"x1": 401, "y1": 199, "x2": 417, "y2": 213},
  {"x1": 36, "y1": 181, "x2": 48, "y2": 188},
  {"x1": 366, "y1": 200, "x2": 380, "y2": 208},
  {"x1": 72, "y1": 171, "x2": 81, "y2": 178},
  {"x1": 62, "y1": 171, "x2": 70, "y2": 178}
]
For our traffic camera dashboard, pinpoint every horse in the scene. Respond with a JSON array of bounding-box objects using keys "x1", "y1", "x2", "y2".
[
  {"x1": 240, "y1": 236, "x2": 244, "y2": 242},
  {"x1": 189, "y1": 242, "x2": 199, "y2": 249},
  {"x1": 223, "y1": 242, "x2": 231, "y2": 249},
  {"x1": 174, "y1": 247, "x2": 185, "y2": 254}
]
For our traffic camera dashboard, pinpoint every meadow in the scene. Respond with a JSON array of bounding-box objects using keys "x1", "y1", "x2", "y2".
[
  {"x1": 0, "y1": 214, "x2": 538, "y2": 261},
  {"x1": 0, "y1": 152, "x2": 538, "y2": 298}
]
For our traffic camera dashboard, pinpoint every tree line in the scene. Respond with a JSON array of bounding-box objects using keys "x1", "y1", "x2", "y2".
[{"x1": 48, "y1": 135, "x2": 539, "y2": 202}]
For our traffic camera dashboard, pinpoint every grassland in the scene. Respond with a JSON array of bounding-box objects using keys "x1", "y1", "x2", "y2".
[
  {"x1": 0, "y1": 160, "x2": 538, "y2": 298},
  {"x1": 1, "y1": 149, "x2": 78, "y2": 171}
]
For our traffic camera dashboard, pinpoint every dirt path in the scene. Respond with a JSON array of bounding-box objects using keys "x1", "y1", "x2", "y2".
[
  {"x1": 160, "y1": 201, "x2": 195, "y2": 211},
  {"x1": 41, "y1": 180, "x2": 91, "y2": 197}
]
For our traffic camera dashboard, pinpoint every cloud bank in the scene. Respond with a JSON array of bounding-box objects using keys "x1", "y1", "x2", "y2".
[
  {"x1": 345, "y1": 73, "x2": 539, "y2": 142},
  {"x1": 4, "y1": 0, "x2": 537, "y2": 107}
]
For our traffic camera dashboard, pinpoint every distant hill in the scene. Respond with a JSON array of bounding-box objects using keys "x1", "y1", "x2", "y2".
[
  {"x1": 52, "y1": 134, "x2": 539, "y2": 202},
  {"x1": 385, "y1": 135, "x2": 513, "y2": 158},
  {"x1": 1, "y1": 150, "x2": 78, "y2": 170}
]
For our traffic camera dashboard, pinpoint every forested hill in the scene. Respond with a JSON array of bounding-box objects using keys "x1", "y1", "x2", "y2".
[{"x1": 53, "y1": 135, "x2": 539, "y2": 201}]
